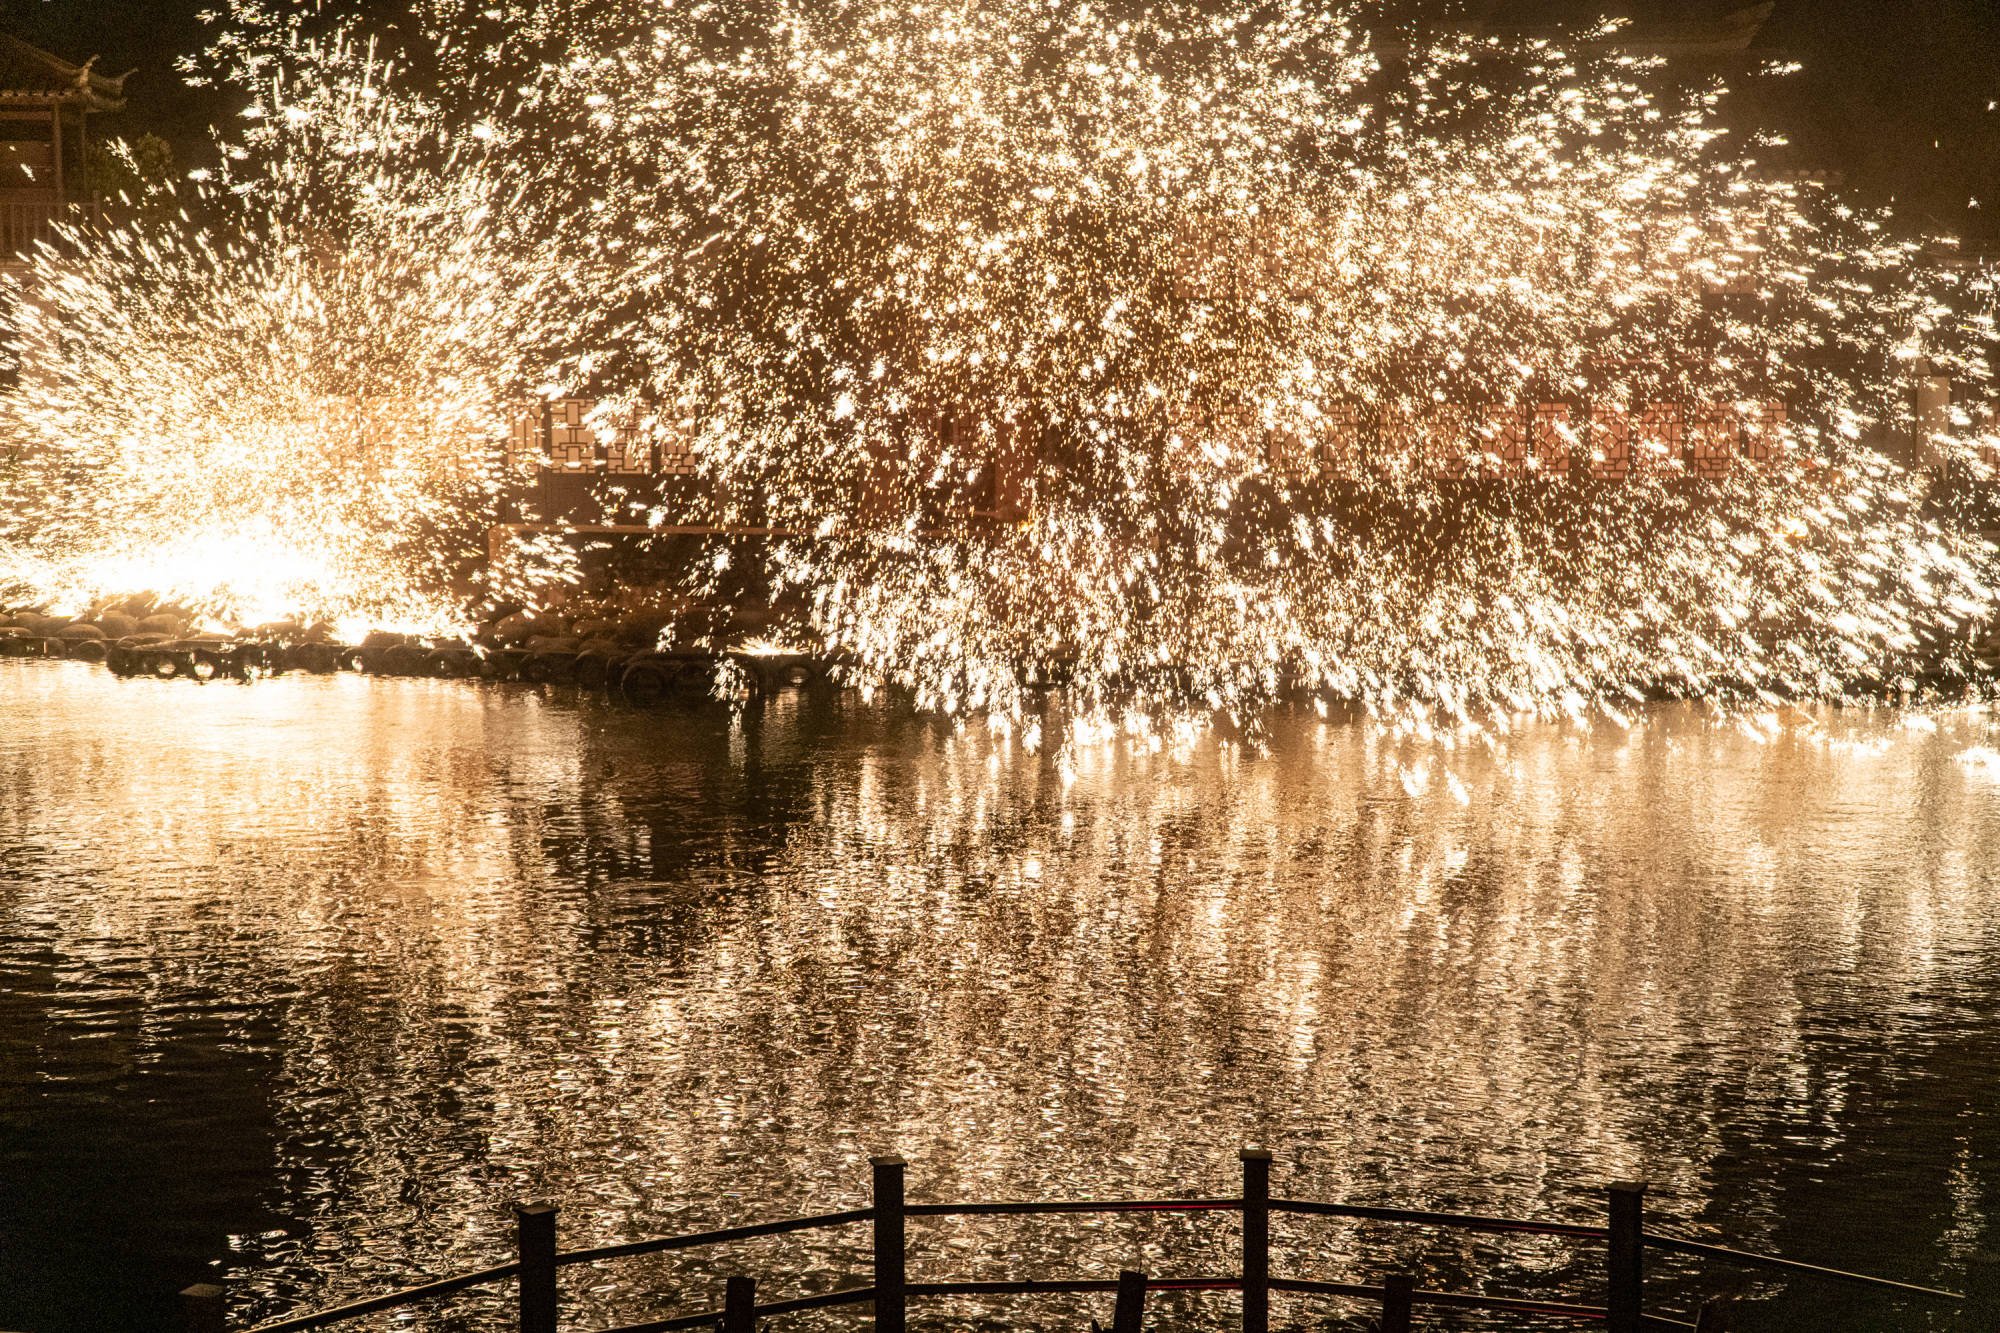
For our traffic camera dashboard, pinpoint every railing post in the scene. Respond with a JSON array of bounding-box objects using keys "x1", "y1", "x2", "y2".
[
  {"x1": 1607, "y1": 1181, "x2": 1646, "y2": 1333},
  {"x1": 872, "y1": 1156, "x2": 907, "y2": 1333},
  {"x1": 723, "y1": 1275, "x2": 757, "y2": 1333},
  {"x1": 1380, "y1": 1273, "x2": 1414, "y2": 1333},
  {"x1": 1112, "y1": 1268, "x2": 1147, "y2": 1333},
  {"x1": 514, "y1": 1199, "x2": 559, "y2": 1333},
  {"x1": 1693, "y1": 1295, "x2": 1734, "y2": 1332},
  {"x1": 180, "y1": 1282, "x2": 226, "y2": 1333},
  {"x1": 1240, "y1": 1147, "x2": 1272, "y2": 1333}
]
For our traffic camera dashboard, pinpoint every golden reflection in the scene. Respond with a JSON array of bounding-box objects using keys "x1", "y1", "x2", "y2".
[{"x1": 0, "y1": 664, "x2": 1996, "y2": 1330}]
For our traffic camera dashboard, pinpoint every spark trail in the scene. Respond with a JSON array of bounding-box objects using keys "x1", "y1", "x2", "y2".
[
  {"x1": 0, "y1": 12, "x2": 570, "y2": 632},
  {"x1": 1, "y1": 0, "x2": 1995, "y2": 732}
]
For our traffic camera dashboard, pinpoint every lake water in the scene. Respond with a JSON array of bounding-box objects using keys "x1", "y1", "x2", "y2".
[{"x1": 2, "y1": 658, "x2": 1998, "y2": 1332}]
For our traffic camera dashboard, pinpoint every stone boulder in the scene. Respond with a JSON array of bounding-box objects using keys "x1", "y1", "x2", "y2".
[
  {"x1": 488, "y1": 612, "x2": 534, "y2": 644},
  {"x1": 493, "y1": 613, "x2": 570, "y2": 646}
]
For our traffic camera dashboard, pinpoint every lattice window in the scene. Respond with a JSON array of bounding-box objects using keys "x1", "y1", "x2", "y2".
[
  {"x1": 1421, "y1": 406, "x2": 1473, "y2": 478},
  {"x1": 1376, "y1": 405, "x2": 1423, "y2": 479},
  {"x1": 908, "y1": 409, "x2": 997, "y2": 527},
  {"x1": 1532, "y1": 403, "x2": 1572, "y2": 477},
  {"x1": 549, "y1": 398, "x2": 595, "y2": 470},
  {"x1": 1173, "y1": 220, "x2": 1225, "y2": 299},
  {"x1": 945, "y1": 414, "x2": 995, "y2": 514},
  {"x1": 992, "y1": 420, "x2": 1032, "y2": 522},
  {"x1": 1266, "y1": 425, "x2": 1310, "y2": 476},
  {"x1": 598, "y1": 409, "x2": 648, "y2": 474},
  {"x1": 1633, "y1": 404, "x2": 1683, "y2": 475},
  {"x1": 1265, "y1": 405, "x2": 1362, "y2": 478},
  {"x1": 367, "y1": 396, "x2": 421, "y2": 472},
  {"x1": 658, "y1": 417, "x2": 699, "y2": 476},
  {"x1": 342, "y1": 396, "x2": 444, "y2": 477},
  {"x1": 1686, "y1": 405, "x2": 1738, "y2": 479},
  {"x1": 857, "y1": 427, "x2": 901, "y2": 526},
  {"x1": 1742, "y1": 401, "x2": 1786, "y2": 468},
  {"x1": 1246, "y1": 214, "x2": 1287, "y2": 290},
  {"x1": 1207, "y1": 403, "x2": 1261, "y2": 461},
  {"x1": 1319, "y1": 402, "x2": 1363, "y2": 475},
  {"x1": 1590, "y1": 404, "x2": 1632, "y2": 479},
  {"x1": 1175, "y1": 215, "x2": 1298, "y2": 299},
  {"x1": 1975, "y1": 405, "x2": 2000, "y2": 474},
  {"x1": 317, "y1": 395, "x2": 361, "y2": 469},
  {"x1": 1478, "y1": 406, "x2": 1530, "y2": 478},
  {"x1": 505, "y1": 402, "x2": 544, "y2": 475}
]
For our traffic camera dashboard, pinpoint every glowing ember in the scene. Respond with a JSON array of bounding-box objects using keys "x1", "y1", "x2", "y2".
[
  {"x1": 0, "y1": 21, "x2": 570, "y2": 632},
  {"x1": 1, "y1": 1, "x2": 1995, "y2": 730}
]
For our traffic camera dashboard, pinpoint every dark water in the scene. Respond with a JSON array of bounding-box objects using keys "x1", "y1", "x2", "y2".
[{"x1": 3, "y1": 658, "x2": 1999, "y2": 1333}]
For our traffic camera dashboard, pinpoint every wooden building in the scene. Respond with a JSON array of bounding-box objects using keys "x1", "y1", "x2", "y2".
[
  {"x1": 0, "y1": 32, "x2": 127, "y2": 261},
  {"x1": 487, "y1": 2, "x2": 1813, "y2": 576}
]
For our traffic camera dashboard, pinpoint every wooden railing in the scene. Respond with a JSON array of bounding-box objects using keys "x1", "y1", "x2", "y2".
[
  {"x1": 176, "y1": 1148, "x2": 1965, "y2": 1333},
  {"x1": 0, "y1": 199, "x2": 87, "y2": 258}
]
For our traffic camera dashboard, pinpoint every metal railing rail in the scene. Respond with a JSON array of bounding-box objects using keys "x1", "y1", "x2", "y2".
[
  {"x1": 904, "y1": 1197, "x2": 1242, "y2": 1217},
  {"x1": 911, "y1": 1278, "x2": 1240, "y2": 1297},
  {"x1": 596, "y1": 1277, "x2": 1713, "y2": 1333},
  {"x1": 557, "y1": 1210, "x2": 875, "y2": 1269},
  {"x1": 1273, "y1": 1197, "x2": 1610, "y2": 1241},
  {"x1": 178, "y1": 1147, "x2": 1962, "y2": 1333},
  {"x1": 1642, "y1": 1231, "x2": 1966, "y2": 1302},
  {"x1": 222, "y1": 1262, "x2": 522, "y2": 1333},
  {"x1": 602, "y1": 1285, "x2": 879, "y2": 1333},
  {"x1": 1277, "y1": 1278, "x2": 1699, "y2": 1329}
]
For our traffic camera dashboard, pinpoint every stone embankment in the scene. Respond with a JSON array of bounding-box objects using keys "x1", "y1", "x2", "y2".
[
  {"x1": 5, "y1": 599, "x2": 1997, "y2": 705},
  {"x1": 0, "y1": 602, "x2": 834, "y2": 704}
]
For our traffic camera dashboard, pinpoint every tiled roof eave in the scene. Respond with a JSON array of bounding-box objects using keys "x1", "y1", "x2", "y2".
[
  {"x1": 0, "y1": 88, "x2": 125, "y2": 112},
  {"x1": 0, "y1": 33, "x2": 129, "y2": 112}
]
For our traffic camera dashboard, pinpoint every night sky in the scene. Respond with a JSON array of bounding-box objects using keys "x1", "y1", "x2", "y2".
[
  {"x1": 1, "y1": 0, "x2": 216, "y2": 152},
  {"x1": 5, "y1": 0, "x2": 2000, "y2": 243}
]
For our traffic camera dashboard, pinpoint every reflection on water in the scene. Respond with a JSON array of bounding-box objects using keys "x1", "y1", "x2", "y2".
[{"x1": 2, "y1": 660, "x2": 1998, "y2": 1332}]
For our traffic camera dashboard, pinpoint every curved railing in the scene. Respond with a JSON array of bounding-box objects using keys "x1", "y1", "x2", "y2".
[{"x1": 174, "y1": 1149, "x2": 1964, "y2": 1333}]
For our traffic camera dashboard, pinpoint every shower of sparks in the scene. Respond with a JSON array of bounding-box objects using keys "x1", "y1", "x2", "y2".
[
  {"x1": 0, "y1": 14, "x2": 573, "y2": 631},
  {"x1": 3, "y1": 0, "x2": 1998, "y2": 731}
]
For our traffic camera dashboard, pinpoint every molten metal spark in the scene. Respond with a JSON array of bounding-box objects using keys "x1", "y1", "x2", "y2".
[
  {"x1": 0, "y1": 16, "x2": 570, "y2": 630},
  {"x1": 1, "y1": 1, "x2": 1995, "y2": 732}
]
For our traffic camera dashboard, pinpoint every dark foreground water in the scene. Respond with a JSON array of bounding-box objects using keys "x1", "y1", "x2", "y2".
[{"x1": 3, "y1": 659, "x2": 1999, "y2": 1333}]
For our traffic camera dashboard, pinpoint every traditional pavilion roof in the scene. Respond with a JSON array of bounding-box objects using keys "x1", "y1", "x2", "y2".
[{"x1": 0, "y1": 32, "x2": 128, "y2": 113}]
